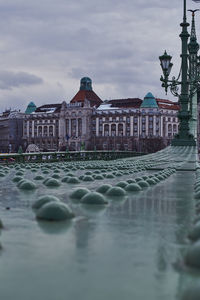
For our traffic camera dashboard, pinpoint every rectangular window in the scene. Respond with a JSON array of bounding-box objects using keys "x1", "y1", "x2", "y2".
[{"x1": 103, "y1": 143, "x2": 107, "y2": 149}]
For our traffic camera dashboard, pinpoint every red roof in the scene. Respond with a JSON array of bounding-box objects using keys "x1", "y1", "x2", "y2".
[
  {"x1": 156, "y1": 98, "x2": 179, "y2": 110},
  {"x1": 71, "y1": 90, "x2": 102, "y2": 107},
  {"x1": 158, "y1": 104, "x2": 180, "y2": 110},
  {"x1": 35, "y1": 104, "x2": 62, "y2": 113},
  {"x1": 106, "y1": 98, "x2": 142, "y2": 108},
  {"x1": 156, "y1": 98, "x2": 177, "y2": 104}
]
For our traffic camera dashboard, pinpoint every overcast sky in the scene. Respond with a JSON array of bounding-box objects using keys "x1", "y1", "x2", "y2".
[{"x1": 0, "y1": 0, "x2": 199, "y2": 112}]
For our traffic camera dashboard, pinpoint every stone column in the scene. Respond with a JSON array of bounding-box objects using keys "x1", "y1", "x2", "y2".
[
  {"x1": 82, "y1": 116, "x2": 87, "y2": 136},
  {"x1": 116, "y1": 123, "x2": 119, "y2": 136},
  {"x1": 27, "y1": 121, "x2": 29, "y2": 137},
  {"x1": 109, "y1": 124, "x2": 111, "y2": 136},
  {"x1": 69, "y1": 118, "x2": 71, "y2": 136},
  {"x1": 53, "y1": 125, "x2": 55, "y2": 137},
  {"x1": 76, "y1": 119, "x2": 79, "y2": 137},
  {"x1": 96, "y1": 117, "x2": 99, "y2": 136},
  {"x1": 145, "y1": 115, "x2": 148, "y2": 136},
  {"x1": 32, "y1": 121, "x2": 34, "y2": 137},
  {"x1": 160, "y1": 116, "x2": 163, "y2": 137},
  {"x1": 139, "y1": 116, "x2": 142, "y2": 136},
  {"x1": 59, "y1": 117, "x2": 66, "y2": 140},
  {"x1": 153, "y1": 116, "x2": 156, "y2": 136},
  {"x1": 123, "y1": 123, "x2": 126, "y2": 136},
  {"x1": 165, "y1": 122, "x2": 168, "y2": 137},
  {"x1": 130, "y1": 116, "x2": 134, "y2": 136}
]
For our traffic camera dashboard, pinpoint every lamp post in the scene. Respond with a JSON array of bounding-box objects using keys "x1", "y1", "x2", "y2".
[
  {"x1": 159, "y1": 0, "x2": 199, "y2": 146},
  {"x1": 188, "y1": 9, "x2": 200, "y2": 139}
]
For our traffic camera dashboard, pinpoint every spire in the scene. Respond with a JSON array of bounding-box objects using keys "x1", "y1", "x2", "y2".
[
  {"x1": 191, "y1": 10, "x2": 197, "y2": 39},
  {"x1": 188, "y1": 10, "x2": 199, "y2": 141},
  {"x1": 188, "y1": 9, "x2": 199, "y2": 54}
]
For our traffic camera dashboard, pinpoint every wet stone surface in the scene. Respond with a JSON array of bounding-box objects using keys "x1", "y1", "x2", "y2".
[{"x1": 0, "y1": 146, "x2": 198, "y2": 300}]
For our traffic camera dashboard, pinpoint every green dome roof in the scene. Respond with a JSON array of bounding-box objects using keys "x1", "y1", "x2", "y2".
[
  {"x1": 80, "y1": 77, "x2": 92, "y2": 91},
  {"x1": 25, "y1": 102, "x2": 37, "y2": 114},
  {"x1": 141, "y1": 92, "x2": 158, "y2": 108}
]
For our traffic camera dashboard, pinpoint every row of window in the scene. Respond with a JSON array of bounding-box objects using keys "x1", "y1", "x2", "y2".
[
  {"x1": 24, "y1": 125, "x2": 58, "y2": 137},
  {"x1": 95, "y1": 116, "x2": 177, "y2": 124},
  {"x1": 24, "y1": 119, "x2": 58, "y2": 124},
  {"x1": 97, "y1": 131, "x2": 176, "y2": 138},
  {"x1": 66, "y1": 119, "x2": 82, "y2": 137}
]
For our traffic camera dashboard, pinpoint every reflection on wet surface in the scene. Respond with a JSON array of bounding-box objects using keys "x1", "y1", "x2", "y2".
[{"x1": 0, "y1": 162, "x2": 197, "y2": 300}]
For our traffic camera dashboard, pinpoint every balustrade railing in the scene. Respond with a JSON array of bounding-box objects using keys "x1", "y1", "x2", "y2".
[{"x1": 0, "y1": 150, "x2": 146, "y2": 164}]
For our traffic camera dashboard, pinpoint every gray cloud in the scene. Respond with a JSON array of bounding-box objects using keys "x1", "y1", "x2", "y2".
[
  {"x1": 0, "y1": 71, "x2": 43, "y2": 90},
  {"x1": 0, "y1": 0, "x2": 198, "y2": 110}
]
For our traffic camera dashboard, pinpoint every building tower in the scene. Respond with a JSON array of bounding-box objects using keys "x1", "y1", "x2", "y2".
[
  {"x1": 188, "y1": 10, "x2": 199, "y2": 141},
  {"x1": 80, "y1": 77, "x2": 92, "y2": 91},
  {"x1": 71, "y1": 77, "x2": 102, "y2": 107}
]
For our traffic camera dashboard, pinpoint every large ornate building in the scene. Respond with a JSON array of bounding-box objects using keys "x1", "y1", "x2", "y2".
[
  {"x1": 0, "y1": 109, "x2": 24, "y2": 153},
  {"x1": 21, "y1": 77, "x2": 179, "y2": 153},
  {"x1": 90, "y1": 94, "x2": 179, "y2": 152},
  {"x1": 22, "y1": 77, "x2": 103, "y2": 151}
]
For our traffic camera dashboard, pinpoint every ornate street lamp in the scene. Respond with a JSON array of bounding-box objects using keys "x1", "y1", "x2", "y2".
[
  {"x1": 159, "y1": 51, "x2": 173, "y2": 76},
  {"x1": 159, "y1": 0, "x2": 200, "y2": 146},
  {"x1": 159, "y1": 51, "x2": 173, "y2": 94}
]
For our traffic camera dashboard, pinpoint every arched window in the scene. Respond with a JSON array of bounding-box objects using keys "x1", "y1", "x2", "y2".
[
  {"x1": 66, "y1": 120, "x2": 69, "y2": 135},
  {"x1": 104, "y1": 124, "x2": 109, "y2": 136},
  {"x1": 78, "y1": 119, "x2": 82, "y2": 136},
  {"x1": 49, "y1": 126, "x2": 53, "y2": 137},
  {"x1": 173, "y1": 124, "x2": 177, "y2": 134},
  {"x1": 38, "y1": 126, "x2": 42, "y2": 137},
  {"x1": 168, "y1": 124, "x2": 172, "y2": 137},
  {"x1": 168, "y1": 124, "x2": 172, "y2": 132},
  {"x1": 44, "y1": 126, "x2": 48, "y2": 137},
  {"x1": 111, "y1": 124, "x2": 116, "y2": 136},
  {"x1": 118, "y1": 124, "x2": 123, "y2": 136}
]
